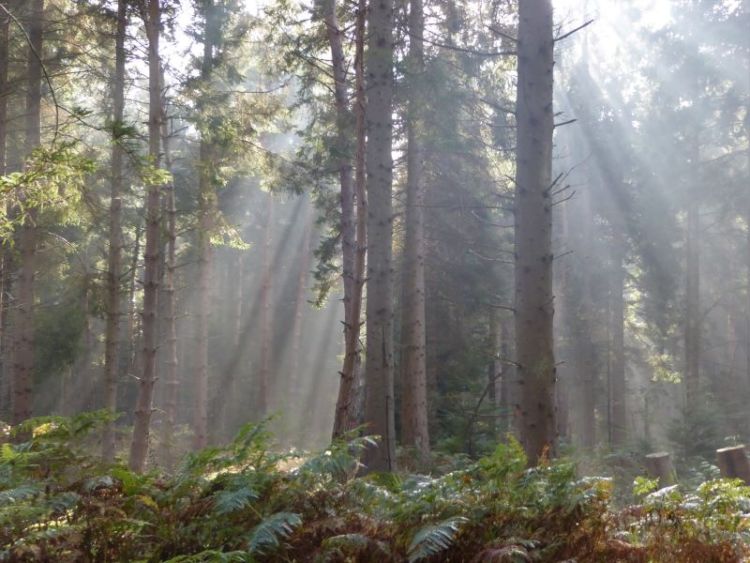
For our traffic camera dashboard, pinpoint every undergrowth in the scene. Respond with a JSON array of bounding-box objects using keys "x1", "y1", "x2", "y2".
[{"x1": 0, "y1": 412, "x2": 748, "y2": 562}]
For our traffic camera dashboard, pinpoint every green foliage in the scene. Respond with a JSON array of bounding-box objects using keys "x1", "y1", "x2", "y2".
[
  {"x1": 407, "y1": 516, "x2": 468, "y2": 562},
  {"x1": 1, "y1": 414, "x2": 748, "y2": 562},
  {"x1": 247, "y1": 512, "x2": 302, "y2": 554}
]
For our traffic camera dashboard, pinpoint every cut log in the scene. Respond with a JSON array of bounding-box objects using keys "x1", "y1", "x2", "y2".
[
  {"x1": 644, "y1": 452, "x2": 676, "y2": 486},
  {"x1": 716, "y1": 445, "x2": 750, "y2": 484}
]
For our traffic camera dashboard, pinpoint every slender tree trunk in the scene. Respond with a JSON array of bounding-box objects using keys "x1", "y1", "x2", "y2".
[
  {"x1": 258, "y1": 194, "x2": 273, "y2": 417},
  {"x1": 12, "y1": 0, "x2": 43, "y2": 425},
  {"x1": 745, "y1": 118, "x2": 750, "y2": 417},
  {"x1": 362, "y1": 0, "x2": 396, "y2": 472},
  {"x1": 351, "y1": 0, "x2": 367, "y2": 429},
  {"x1": 129, "y1": 0, "x2": 161, "y2": 472},
  {"x1": 399, "y1": 0, "x2": 429, "y2": 461},
  {"x1": 102, "y1": 0, "x2": 127, "y2": 461},
  {"x1": 328, "y1": 0, "x2": 367, "y2": 439},
  {"x1": 513, "y1": 0, "x2": 556, "y2": 465},
  {"x1": 487, "y1": 310, "x2": 501, "y2": 437},
  {"x1": 160, "y1": 80, "x2": 178, "y2": 467},
  {"x1": 610, "y1": 243, "x2": 627, "y2": 446},
  {"x1": 0, "y1": 1, "x2": 10, "y2": 420},
  {"x1": 498, "y1": 312, "x2": 511, "y2": 433},
  {"x1": 193, "y1": 2, "x2": 216, "y2": 450},
  {"x1": 124, "y1": 222, "x2": 141, "y2": 376},
  {"x1": 685, "y1": 198, "x2": 700, "y2": 412}
]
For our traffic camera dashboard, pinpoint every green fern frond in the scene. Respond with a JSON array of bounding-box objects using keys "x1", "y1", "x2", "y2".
[
  {"x1": 163, "y1": 550, "x2": 256, "y2": 562},
  {"x1": 320, "y1": 533, "x2": 391, "y2": 558},
  {"x1": 0, "y1": 484, "x2": 40, "y2": 505},
  {"x1": 213, "y1": 486, "x2": 259, "y2": 515},
  {"x1": 247, "y1": 511, "x2": 301, "y2": 554},
  {"x1": 407, "y1": 516, "x2": 468, "y2": 562}
]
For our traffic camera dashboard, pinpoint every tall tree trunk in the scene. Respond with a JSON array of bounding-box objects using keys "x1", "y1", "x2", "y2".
[
  {"x1": 161, "y1": 79, "x2": 178, "y2": 467},
  {"x1": 513, "y1": 0, "x2": 556, "y2": 465},
  {"x1": 487, "y1": 310, "x2": 501, "y2": 438},
  {"x1": 685, "y1": 199, "x2": 700, "y2": 412},
  {"x1": 328, "y1": 0, "x2": 367, "y2": 439},
  {"x1": 193, "y1": 0, "x2": 217, "y2": 450},
  {"x1": 362, "y1": 0, "x2": 396, "y2": 472},
  {"x1": 352, "y1": 0, "x2": 367, "y2": 428},
  {"x1": 258, "y1": 194, "x2": 273, "y2": 417},
  {"x1": 102, "y1": 0, "x2": 127, "y2": 461},
  {"x1": 124, "y1": 221, "x2": 142, "y2": 377},
  {"x1": 12, "y1": 0, "x2": 43, "y2": 425},
  {"x1": 498, "y1": 312, "x2": 511, "y2": 433},
  {"x1": 0, "y1": 1, "x2": 10, "y2": 420},
  {"x1": 745, "y1": 116, "x2": 750, "y2": 418},
  {"x1": 129, "y1": 0, "x2": 161, "y2": 472},
  {"x1": 610, "y1": 244, "x2": 627, "y2": 446},
  {"x1": 399, "y1": 0, "x2": 429, "y2": 461}
]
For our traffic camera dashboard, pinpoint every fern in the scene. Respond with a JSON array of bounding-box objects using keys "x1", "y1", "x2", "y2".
[
  {"x1": 213, "y1": 485, "x2": 259, "y2": 515},
  {"x1": 247, "y1": 511, "x2": 301, "y2": 554},
  {"x1": 319, "y1": 533, "x2": 391, "y2": 559},
  {"x1": 407, "y1": 516, "x2": 468, "y2": 562},
  {"x1": 0, "y1": 484, "x2": 40, "y2": 505},
  {"x1": 163, "y1": 550, "x2": 256, "y2": 562}
]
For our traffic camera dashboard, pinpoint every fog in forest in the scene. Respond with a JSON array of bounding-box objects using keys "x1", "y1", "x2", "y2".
[
  {"x1": 0, "y1": 0, "x2": 748, "y2": 489},
  {"x1": 3, "y1": 0, "x2": 750, "y2": 558}
]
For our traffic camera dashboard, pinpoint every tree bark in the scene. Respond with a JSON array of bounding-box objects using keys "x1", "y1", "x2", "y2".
[
  {"x1": 102, "y1": 0, "x2": 127, "y2": 461},
  {"x1": 745, "y1": 116, "x2": 750, "y2": 419},
  {"x1": 644, "y1": 452, "x2": 676, "y2": 486},
  {"x1": 12, "y1": 0, "x2": 44, "y2": 425},
  {"x1": 399, "y1": 0, "x2": 429, "y2": 461},
  {"x1": 160, "y1": 75, "x2": 178, "y2": 467},
  {"x1": 362, "y1": 0, "x2": 396, "y2": 472},
  {"x1": 0, "y1": 0, "x2": 10, "y2": 420},
  {"x1": 129, "y1": 0, "x2": 161, "y2": 472},
  {"x1": 513, "y1": 0, "x2": 556, "y2": 465},
  {"x1": 324, "y1": 0, "x2": 364, "y2": 439},
  {"x1": 717, "y1": 445, "x2": 750, "y2": 484},
  {"x1": 193, "y1": 0, "x2": 217, "y2": 451}
]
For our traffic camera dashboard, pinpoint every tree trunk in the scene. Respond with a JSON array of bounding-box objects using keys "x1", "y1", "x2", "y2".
[
  {"x1": 644, "y1": 452, "x2": 676, "y2": 486},
  {"x1": 352, "y1": 0, "x2": 367, "y2": 429},
  {"x1": 498, "y1": 312, "x2": 511, "y2": 434},
  {"x1": 124, "y1": 221, "x2": 141, "y2": 377},
  {"x1": 362, "y1": 0, "x2": 396, "y2": 472},
  {"x1": 193, "y1": 1, "x2": 217, "y2": 451},
  {"x1": 160, "y1": 76, "x2": 178, "y2": 468},
  {"x1": 129, "y1": 0, "x2": 161, "y2": 472},
  {"x1": 745, "y1": 117, "x2": 750, "y2": 421},
  {"x1": 328, "y1": 0, "x2": 366, "y2": 440},
  {"x1": 102, "y1": 0, "x2": 127, "y2": 462},
  {"x1": 717, "y1": 445, "x2": 750, "y2": 484},
  {"x1": 0, "y1": 1, "x2": 10, "y2": 420},
  {"x1": 685, "y1": 199, "x2": 700, "y2": 412},
  {"x1": 610, "y1": 244, "x2": 627, "y2": 446},
  {"x1": 12, "y1": 0, "x2": 44, "y2": 425},
  {"x1": 399, "y1": 0, "x2": 429, "y2": 461},
  {"x1": 513, "y1": 0, "x2": 556, "y2": 465}
]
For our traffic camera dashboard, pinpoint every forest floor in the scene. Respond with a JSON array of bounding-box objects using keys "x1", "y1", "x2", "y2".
[{"x1": 1, "y1": 412, "x2": 749, "y2": 562}]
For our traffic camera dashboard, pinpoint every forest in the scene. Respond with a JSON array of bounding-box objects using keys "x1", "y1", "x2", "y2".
[{"x1": 0, "y1": 0, "x2": 748, "y2": 560}]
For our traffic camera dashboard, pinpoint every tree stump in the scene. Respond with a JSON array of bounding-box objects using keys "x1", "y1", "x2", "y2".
[
  {"x1": 644, "y1": 452, "x2": 676, "y2": 486},
  {"x1": 716, "y1": 445, "x2": 750, "y2": 484}
]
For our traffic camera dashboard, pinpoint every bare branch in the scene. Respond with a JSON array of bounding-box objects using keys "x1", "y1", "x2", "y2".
[{"x1": 555, "y1": 19, "x2": 595, "y2": 43}]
